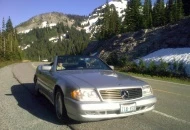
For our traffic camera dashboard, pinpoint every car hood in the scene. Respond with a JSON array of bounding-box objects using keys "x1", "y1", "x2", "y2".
[{"x1": 57, "y1": 70, "x2": 147, "y2": 89}]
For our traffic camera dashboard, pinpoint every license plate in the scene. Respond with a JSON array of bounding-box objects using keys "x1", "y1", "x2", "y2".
[{"x1": 120, "y1": 103, "x2": 136, "y2": 113}]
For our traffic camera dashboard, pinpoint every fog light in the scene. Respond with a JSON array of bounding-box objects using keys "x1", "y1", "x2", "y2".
[{"x1": 85, "y1": 111, "x2": 105, "y2": 115}]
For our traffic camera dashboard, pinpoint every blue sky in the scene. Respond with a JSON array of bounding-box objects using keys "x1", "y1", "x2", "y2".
[{"x1": 0, "y1": 0, "x2": 159, "y2": 27}]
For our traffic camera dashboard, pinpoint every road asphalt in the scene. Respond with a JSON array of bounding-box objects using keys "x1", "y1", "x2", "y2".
[{"x1": 0, "y1": 62, "x2": 190, "y2": 130}]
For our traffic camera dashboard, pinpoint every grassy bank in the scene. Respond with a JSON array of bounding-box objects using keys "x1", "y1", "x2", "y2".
[
  {"x1": 0, "y1": 60, "x2": 21, "y2": 69},
  {"x1": 119, "y1": 72, "x2": 190, "y2": 86}
]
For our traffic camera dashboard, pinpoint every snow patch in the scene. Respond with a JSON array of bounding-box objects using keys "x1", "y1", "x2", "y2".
[
  {"x1": 18, "y1": 21, "x2": 57, "y2": 34},
  {"x1": 139, "y1": 48, "x2": 190, "y2": 76}
]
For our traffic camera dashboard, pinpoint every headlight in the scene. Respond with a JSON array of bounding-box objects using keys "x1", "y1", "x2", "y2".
[
  {"x1": 71, "y1": 89, "x2": 100, "y2": 101},
  {"x1": 142, "y1": 85, "x2": 153, "y2": 96}
]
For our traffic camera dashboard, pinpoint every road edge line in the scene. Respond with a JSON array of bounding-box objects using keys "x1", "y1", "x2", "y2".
[
  {"x1": 132, "y1": 76, "x2": 190, "y2": 87},
  {"x1": 153, "y1": 110, "x2": 190, "y2": 125}
]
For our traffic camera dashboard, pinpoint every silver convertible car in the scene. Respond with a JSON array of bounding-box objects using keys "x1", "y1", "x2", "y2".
[{"x1": 34, "y1": 55, "x2": 157, "y2": 122}]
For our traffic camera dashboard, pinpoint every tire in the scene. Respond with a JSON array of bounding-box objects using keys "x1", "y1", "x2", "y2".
[
  {"x1": 34, "y1": 78, "x2": 40, "y2": 96},
  {"x1": 55, "y1": 88, "x2": 70, "y2": 123}
]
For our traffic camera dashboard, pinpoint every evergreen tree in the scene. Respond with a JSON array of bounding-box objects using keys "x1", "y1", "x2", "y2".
[
  {"x1": 166, "y1": 0, "x2": 175, "y2": 23},
  {"x1": 166, "y1": 0, "x2": 184, "y2": 23},
  {"x1": 99, "y1": 3, "x2": 111, "y2": 39},
  {"x1": 97, "y1": 2, "x2": 121, "y2": 40},
  {"x1": 182, "y1": 0, "x2": 190, "y2": 16},
  {"x1": 2, "y1": 18, "x2": 6, "y2": 57},
  {"x1": 6, "y1": 16, "x2": 14, "y2": 33},
  {"x1": 109, "y1": 5, "x2": 121, "y2": 36},
  {"x1": 5, "y1": 17, "x2": 14, "y2": 54},
  {"x1": 0, "y1": 17, "x2": 22, "y2": 60},
  {"x1": 143, "y1": 0, "x2": 153, "y2": 28},
  {"x1": 123, "y1": 0, "x2": 142, "y2": 32},
  {"x1": 152, "y1": 0, "x2": 166, "y2": 27},
  {"x1": 2, "y1": 18, "x2": 6, "y2": 32},
  {"x1": 176, "y1": 0, "x2": 184, "y2": 20}
]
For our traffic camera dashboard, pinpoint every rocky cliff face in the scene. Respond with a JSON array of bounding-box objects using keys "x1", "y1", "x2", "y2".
[{"x1": 83, "y1": 17, "x2": 190, "y2": 60}]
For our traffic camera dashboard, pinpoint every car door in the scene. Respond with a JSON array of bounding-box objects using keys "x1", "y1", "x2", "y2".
[
  {"x1": 37, "y1": 67, "x2": 52, "y2": 96},
  {"x1": 43, "y1": 70, "x2": 57, "y2": 100}
]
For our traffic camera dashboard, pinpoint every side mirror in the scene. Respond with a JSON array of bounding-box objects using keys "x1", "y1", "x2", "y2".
[
  {"x1": 42, "y1": 65, "x2": 52, "y2": 71},
  {"x1": 109, "y1": 65, "x2": 114, "y2": 70}
]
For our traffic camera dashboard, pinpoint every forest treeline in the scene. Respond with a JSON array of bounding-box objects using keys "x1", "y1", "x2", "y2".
[
  {"x1": 0, "y1": 17, "x2": 22, "y2": 61},
  {"x1": 19, "y1": 23, "x2": 90, "y2": 61},
  {"x1": 96, "y1": 0, "x2": 188, "y2": 40}
]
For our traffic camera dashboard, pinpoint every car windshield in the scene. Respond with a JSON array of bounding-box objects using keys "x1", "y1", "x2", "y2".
[{"x1": 56, "y1": 56, "x2": 112, "y2": 71}]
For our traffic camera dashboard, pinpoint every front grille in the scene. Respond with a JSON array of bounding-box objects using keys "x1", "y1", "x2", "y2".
[{"x1": 99, "y1": 88, "x2": 142, "y2": 101}]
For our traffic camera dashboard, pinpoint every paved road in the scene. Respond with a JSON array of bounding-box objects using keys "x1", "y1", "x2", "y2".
[{"x1": 0, "y1": 62, "x2": 190, "y2": 130}]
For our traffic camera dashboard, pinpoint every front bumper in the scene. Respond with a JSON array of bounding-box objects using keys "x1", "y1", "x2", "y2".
[{"x1": 65, "y1": 95, "x2": 157, "y2": 121}]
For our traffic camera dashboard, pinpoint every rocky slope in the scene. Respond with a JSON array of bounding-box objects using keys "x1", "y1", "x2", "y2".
[{"x1": 83, "y1": 17, "x2": 190, "y2": 61}]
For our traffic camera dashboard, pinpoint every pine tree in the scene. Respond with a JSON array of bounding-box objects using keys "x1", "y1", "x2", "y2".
[
  {"x1": 143, "y1": 0, "x2": 153, "y2": 28},
  {"x1": 176, "y1": 0, "x2": 184, "y2": 20},
  {"x1": 173, "y1": 0, "x2": 178, "y2": 22},
  {"x1": 122, "y1": 2, "x2": 132, "y2": 32},
  {"x1": 98, "y1": 2, "x2": 111, "y2": 39},
  {"x1": 13, "y1": 31, "x2": 22, "y2": 60},
  {"x1": 6, "y1": 16, "x2": 14, "y2": 33},
  {"x1": 170, "y1": 0, "x2": 184, "y2": 22},
  {"x1": 182, "y1": 0, "x2": 190, "y2": 16},
  {"x1": 2, "y1": 18, "x2": 6, "y2": 58},
  {"x1": 152, "y1": 0, "x2": 166, "y2": 27},
  {"x1": 166, "y1": 0, "x2": 175, "y2": 23},
  {"x1": 6, "y1": 17, "x2": 14, "y2": 56},
  {"x1": 109, "y1": 5, "x2": 121, "y2": 36},
  {"x1": 97, "y1": 2, "x2": 122, "y2": 40},
  {"x1": 2, "y1": 18, "x2": 6, "y2": 32},
  {"x1": 123, "y1": 0, "x2": 142, "y2": 32},
  {"x1": 0, "y1": 17, "x2": 22, "y2": 60}
]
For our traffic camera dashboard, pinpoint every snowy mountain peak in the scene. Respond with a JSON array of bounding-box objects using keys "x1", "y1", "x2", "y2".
[
  {"x1": 109, "y1": 0, "x2": 128, "y2": 17},
  {"x1": 81, "y1": 0, "x2": 128, "y2": 35}
]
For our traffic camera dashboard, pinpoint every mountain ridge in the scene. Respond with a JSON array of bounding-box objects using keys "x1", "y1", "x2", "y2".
[
  {"x1": 16, "y1": 0, "x2": 127, "y2": 35},
  {"x1": 16, "y1": 12, "x2": 86, "y2": 33}
]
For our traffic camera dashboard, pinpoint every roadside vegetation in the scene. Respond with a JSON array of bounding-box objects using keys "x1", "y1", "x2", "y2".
[
  {"x1": 0, "y1": 60, "x2": 19, "y2": 68},
  {"x1": 0, "y1": 17, "x2": 22, "y2": 62},
  {"x1": 107, "y1": 54, "x2": 190, "y2": 84},
  {"x1": 126, "y1": 72, "x2": 190, "y2": 85}
]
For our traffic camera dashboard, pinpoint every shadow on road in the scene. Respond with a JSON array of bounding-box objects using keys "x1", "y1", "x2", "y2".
[{"x1": 10, "y1": 83, "x2": 80, "y2": 125}]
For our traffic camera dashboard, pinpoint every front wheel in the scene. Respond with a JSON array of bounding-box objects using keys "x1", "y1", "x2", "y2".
[
  {"x1": 34, "y1": 77, "x2": 40, "y2": 96},
  {"x1": 55, "y1": 89, "x2": 69, "y2": 123}
]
